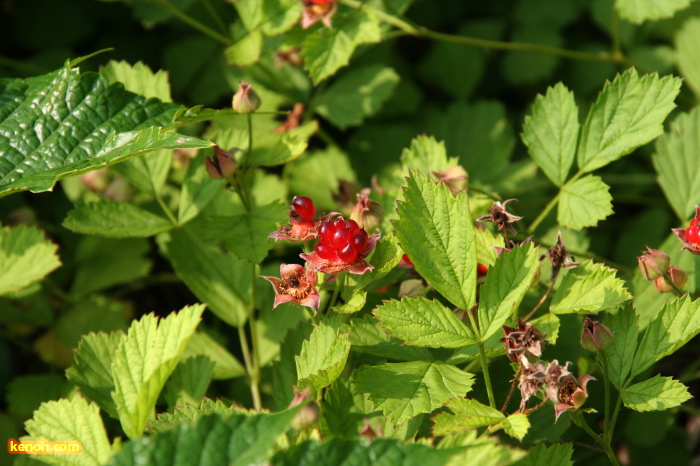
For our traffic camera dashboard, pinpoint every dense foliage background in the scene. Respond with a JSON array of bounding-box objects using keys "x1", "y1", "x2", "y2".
[{"x1": 2, "y1": 0, "x2": 700, "y2": 464}]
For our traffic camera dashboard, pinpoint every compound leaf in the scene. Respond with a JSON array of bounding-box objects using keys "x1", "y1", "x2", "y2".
[{"x1": 621, "y1": 375, "x2": 691, "y2": 412}]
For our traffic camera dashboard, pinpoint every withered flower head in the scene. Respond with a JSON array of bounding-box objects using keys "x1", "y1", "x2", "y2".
[
  {"x1": 672, "y1": 206, "x2": 700, "y2": 256},
  {"x1": 204, "y1": 146, "x2": 238, "y2": 180},
  {"x1": 359, "y1": 418, "x2": 383, "y2": 440},
  {"x1": 545, "y1": 231, "x2": 579, "y2": 281},
  {"x1": 500, "y1": 319, "x2": 546, "y2": 364},
  {"x1": 332, "y1": 179, "x2": 361, "y2": 214},
  {"x1": 350, "y1": 188, "x2": 384, "y2": 232},
  {"x1": 477, "y1": 199, "x2": 523, "y2": 235},
  {"x1": 301, "y1": 0, "x2": 338, "y2": 29},
  {"x1": 260, "y1": 263, "x2": 320, "y2": 313},
  {"x1": 544, "y1": 360, "x2": 595, "y2": 422},
  {"x1": 518, "y1": 360, "x2": 547, "y2": 410},
  {"x1": 432, "y1": 165, "x2": 468, "y2": 196}
]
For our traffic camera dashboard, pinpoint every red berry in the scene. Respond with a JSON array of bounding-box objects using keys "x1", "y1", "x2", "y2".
[
  {"x1": 477, "y1": 263, "x2": 489, "y2": 278},
  {"x1": 344, "y1": 219, "x2": 360, "y2": 233},
  {"x1": 331, "y1": 228, "x2": 352, "y2": 248},
  {"x1": 291, "y1": 197, "x2": 315, "y2": 221},
  {"x1": 331, "y1": 218, "x2": 344, "y2": 230},
  {"x1": 315, "y1": 242, "x2": 339, "y2": 262},
  {"x1": 337, "y1": 244, "x2": 358, "y2": 263},
  {"x1": 319, "y1": 221, "x2": 333, "y2": 242},
  {"x1": 686, "y1": 220, "x2": 700, "y2": 244},
  {"x1": 353, "y1": 234, "x2": 368, "y2": 254}
]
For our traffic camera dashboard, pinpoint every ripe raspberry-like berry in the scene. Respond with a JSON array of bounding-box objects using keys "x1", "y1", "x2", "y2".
[
  {"x1": 291, "y1": 197, "x2": 316, "y2": 222},
  {"x1": 338, "y1": 244, "x2": 358, "y2": 263},
  {"x1": 686, "y1": 219, "x2": 700, "y2": 244},
  {"x1": 477, "y1": 263, "x2": 489, "y2": 278}
]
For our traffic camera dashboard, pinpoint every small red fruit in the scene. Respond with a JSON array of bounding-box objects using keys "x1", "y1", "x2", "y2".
[
  {"x1": 291, "y1": 197, "x2": 316, "y2": 222},
  {"x1": 353, "y1": 234, "x2": 368, "y2": 254},
  {"x1": 337, "y1": 244, "x2": 358, "y2": 263},
  {"x1": 686, "y1": 219, "x2": 700, "y2": 244}
]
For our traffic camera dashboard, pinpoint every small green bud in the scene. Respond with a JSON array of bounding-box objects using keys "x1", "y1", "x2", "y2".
[
  {"x1": 581, "y1": 317, "x2": 614, "y2": 352},
  {"x1": 638, "y1": 247, "x2": 670, "y2": 281},
  {"x1": 232, "y1": 82, "x2": 261, "y2": 113}
]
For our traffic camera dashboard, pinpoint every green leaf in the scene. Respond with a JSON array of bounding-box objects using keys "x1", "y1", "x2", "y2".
[
  {"x1": 6, "y1": 374, "x2": 72, "y2": 418},
  {"x1": 296, "y1": 316, "x2": 351, "y2": 392},
  {"x1": 432, "y1": 398, "x2": 505, "y2": 436},
  {"x1": 112, "y1": 304, "x2": 204, "y2": 438},
  {"x1": 301, "y1": 10, "x2": 381, "y2": 84},
  {"x1": 394, "y1": 170, "x2": 476, "y2": 310},
  {"x1": 374, "y1": 296, "x2": 475, "y2": 348},
  {"x1": 676, "y1": 17, "x2": 700, "y2": 99},
  {"x1": 157, "y1": 227, "x2": 251, "y2": 327},
  {"x1": 632, "y1": 295, "x2": 700, "y2": 376},
  {"x1": 652, "y1": 107, "x2": 700, "y2": 221},
  {"x1": 315, "y1": 65, "x2": 399, "y2": 129},
  {"x1": 177, "y1": 158, "x2": 226, "y2": 225},
  {"x1": 475, "y1": 226, "x2": 506, "y2": 267},
  {"x1": 345, "y1": 314, "x2": 435, "y2": 362},
  {"x1": 101, "y1": 60, "x2": 172, "y2": 102},
  {"x1": 163, "y1": 356, "x2": 214, "y2": 411},
  {"x1": 112, "y1": 149, "x2": 172, "y2": 196},
  {"x1": 603, "y1": 304, "x2": 639, "y2": 389},
  {"x1": 333, "y1": 291, "x2": 367, "y2": 313},
  {"x1": 522, "y1": 83, "x2": 578, "y2": 187},
  {"x1": 182, "y1": 331, "x2": 246, "y2": 380},
  {"x1": 112, "y1": 410, "x2": 300, "y2": 465},
  {"x1": 250, "y1": 121, "x2": 318, "y2": 167},
  {"x1": 478, "y1": 243, "x2": 540, "y2": 340},
  {"x1": 148, "y1": 398, "x2": 245, "y2": 433},
  {"x1": 497, "y1": 413, "x2": 530, "y2": 441},
  {"x1": 232, "y1": 0, "x2": 301, "y2": 35},
  {"x1": 202, "y1": 202, "x2": 287, "y2": 264},
  {"x1": 63, "y1": 199, "x2": 173, "y2": 238},
  {"x1": 616, "y1": 0, "x2": 692, "y2": 24},
  {"x1": 23, "y1": 397, "x2": 112, "y2": 466},
  {"x1": 321, "y1": 378, "x2": 365, "y2": 438},
  {"x1": 550, "y1": 260, "x2": 631, "y2": 314},
  {"x1": 558, "y1": 175, "x2": 613, "y2": 230},
  {"x1": 514, "y1": 442, "x2": 573, "y2": 466},
  {"x1": 438, "y1": 431, "x2": 526, "y2": 465},
  {"x1": 66, "y1": 331, "x2": 123, "y2": 418},
  {"x1": 225, "y1": 30, "x2": 263, "y2": 66},
  {"x1": 530, "y1": 313, "x2": 561, "y2": 344},
  {"x1": 274, "y1": 438, "x2": 466, "y2": 466},
  {"x1": 576, "y1": 69, "x2": 681, "y2": 173},
  {"x1": 400, "y1": 135, "x2": 457, "y2": 175},
  {"x1": 354, "y1": 361, "x2": 475, "y2": 426},
  {"x1": 0, "y1": 65, "x2": 212, "y2": 196},
  {"x1": 0, "y1": 225, "x2": 60, "y2": 296},
  {"x1": 621, "y1": 375, "x2": 691, "y2": 411}
]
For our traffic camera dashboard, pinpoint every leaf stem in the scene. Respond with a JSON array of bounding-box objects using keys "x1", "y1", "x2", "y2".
[
  {"x1": 154, "y1": 0, "x2": 232, "y2": 45},
  {"x1": 247, "y1": 263, "x2": 263, "y2": 411},
  {"x1": 237, "y1": 325, "x2": 261, "y2": 410},
  {"x1": 661, "y1": 269, "x2": 686, "y2": 296},
  {"x1": 156, "y1": 195, "x2": 179, "y2": 226},
  {"x1": 522, "y1": 280, "x2": 555, "y2": 321},
  {"x1": 478, "y1": 340, "x2": 497, "y2": 409},
  {"x1": 600, "y1": 352, "x2": 612, "y2": 438},
  {"x1": 527, "y1": 171, "x2": 584, "y2": 235},
  {"x1": 569, "y1": 410, "x2": 620, "y2": 466}
]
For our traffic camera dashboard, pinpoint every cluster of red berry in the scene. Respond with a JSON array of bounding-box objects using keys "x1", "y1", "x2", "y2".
[
  {"x1": 315, "y1": 217, "x2": 369, "y2": 264},
  {"x1": 685, "y1": 218, "x2": 700, "y2": 244}
]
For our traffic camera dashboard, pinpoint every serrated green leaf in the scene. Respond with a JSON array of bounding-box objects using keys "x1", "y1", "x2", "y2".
[
  {"x1": 632, "y1": 295, "x2": 700, "y2": 377},
  {"x1": 652, "y1": 107, "x2": 700, "y2": 221},
  {"x1": 232, "y1": 0, "x2": 301, "y2": 34},
  {"x1": 345, "y1": 314, "x2": 435, "y2": 362},
  {"x1": 558, "y1": 175, "x2": 613, "y2": 230},
  {"x1": 550, "y1": 260, "x2": 631, "y2": 314},
  {"x1": 676, "y1": 17, "x2": 700, "y2": 98},
  {"x1": 225, "y1": 30, "x2": 263, "y2": 66},
  {"x1": 163, "y1": 356, "x2": 214, "y2": 411},
  {"x1": 0, "y1": 225, "x2": 60, "y2": 296},
  {"x1": 112, "y1": 149, "x2": 172, "y2": 196},
  {"x1": 321, "y1": 378, "x2": 365, "y2": 438},
  {"x1": 616, "y1": 0, "x2": 692, "y2": 24},
  {"x1": 315, "y1": 65, "x2": 399, "y2": 129},
  {"x1": 112, "y1": 304, "x2": 204, "y2": 438},
  {"x1": 202, "y1": 202, "x2": 287, "y2": 264},
  {"x1": 621, "y1": 375, "x2": 691, "y2": 411},
  {"x1": 250, "y1": 121, "x2": 318, "y2": 167},
  {"x1": 515, "y1": 442, "x2": 573, "y2": 466},
  {"x1": 475, "y1": 225, "x2": 505, "y2": 267},
  {"x1": 177, "y1": 158, "x2": 226, "y2": 225},
  {"x1": 603, "y1": 304, "x2": 639, "y2": 389},
  {"x1": 147, "y1": 398, "x2": 246, "y2": 433},
  {"x1": 522, "y1": 83, "x2": 578, "y2": 187},
  {"x1": 438, "y1": 430, "x2": 526, "y2": 465},
  {"x1": 112, "y1": 410, "x2": 300, "y2": 466},
  {"x1": 296, "y1": 315, "x2": 351, "y2": 392},
  {"x1": 66, "y1": 331, "x2": 123, "y2": 418},
  {"x1": 374, "y1": 296, "x2": 475, "y2": 348},
  {"x1": 576, "y1": 69, "x2": 681, "y2": 173},
  {"x1": 101, "y1": 60, "x2": 172, "y2": 102},
  {"x1": 530, "y1": 313, "x2": 560, "y2": 344},
  {"x1": 400, "y1": 135, "x2": 457, "y2": 175},
  {"x1": 157, "y1": 227, "x2": 251, "y2": 327},
  {"x1": 354, "y1": 361, "x2": 475, "y2": 426},
  {"x1": 273, "y1": 438, "x2": 465, "y2": 466},
  {"x1": 0, "y1": 66, "x2": 212, "y2": 196},
  {"x1": 182, "y1": 331, "x2": 246, "y2": 380},
  {"x1": 394, "y1": 170, "x2": 476, "y2": 310},
  {"x1": 498, "y1": 413, "x2": 530, "y2": 440},
  {"x1": 63, "y1": 199, "x2": 173, "y2": 238},
  {"x1": 301, "y1": 10, "x2": 381, "y2": 84},
  {"x1": 70, "y1": 237, "x2": 151, "y2": 296},
  {"x1": 23, "y1": 397, "x2": 112, "y2": 466},
  {"x1": 6, "y1": 374, "x2": 72, "y2": 418},
  {"x1": 432, "y1": 398, "x2": 505, "y2": 436},
  {"x1": 333, "y1": 291, "x2": 367, "y2": 313},
  {"x1": 478, "y1": 243, "x2": 540, "y2": 340}
]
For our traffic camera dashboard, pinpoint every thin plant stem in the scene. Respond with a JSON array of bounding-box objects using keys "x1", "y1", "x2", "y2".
[
  {"x1": 245, "y1": 113, "x2": 254, "y2": 170},
  {"x1": 156, "y1": 195, "x2": 179, "y2": 226},
  {"x1": 478, "y1": 340, "x2": 497, "y2": 410},
  {"x1": 154, "y1": 0, "x2": 232, "y2": 45},
  {"x1": 527, "y1": 191, "x2": 562, "y2": 235},
  {"x1": 327, "y1": 272, "x2": 344, "y2": 313},
  {"x1": 570, "y1": 411, "x2": 620, "y2": 466},
  {"x1": 500, "y1": 367, "x2": 521, "y2": 413},
  {"x1": 201, "y1": 0, "x2": 228, "y2": 35},
  {"x1": 522, "y1": 281, "x2": 556, "y2": 321},
  {"x1": 237, "y1": 325, "x2": 261, "y2": 410},
  {"x1": 611, "y1": 6, "x2": 622, "y2": 60},
  {"x1": 661, "y1": 269, "x2": 686, "y2": 296},
  {"x1": 600, "y1": 352, "x2": 612, "y2": 438},
  {"x1": 247, "y1": 263, "x2": 263, "y2": 411}
]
